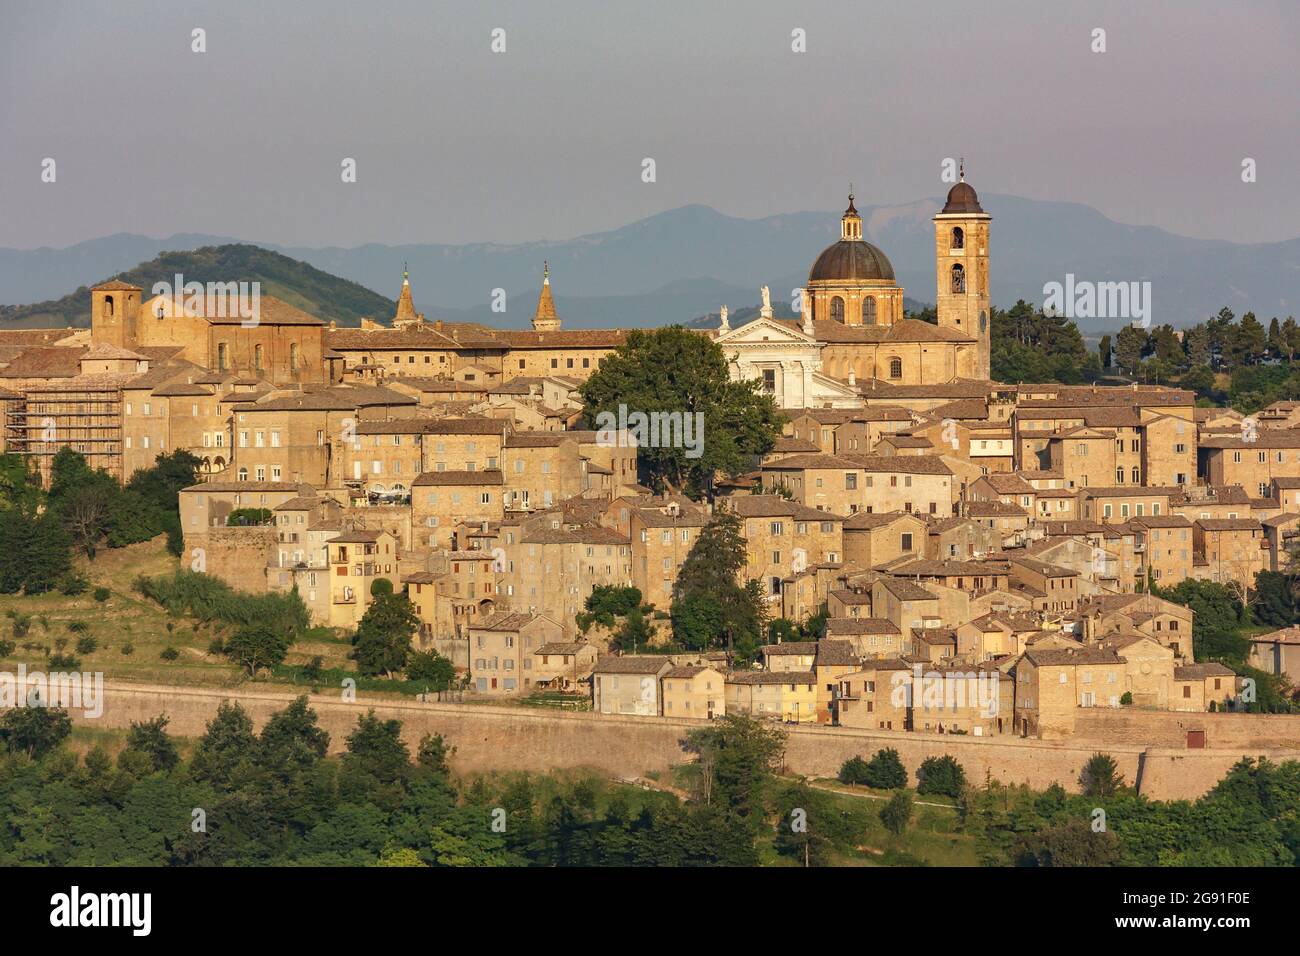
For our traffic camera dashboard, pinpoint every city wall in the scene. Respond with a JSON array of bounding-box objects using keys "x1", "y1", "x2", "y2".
[{"x1": 66, "y1": 681, "x2": 1300, "y2": 801}]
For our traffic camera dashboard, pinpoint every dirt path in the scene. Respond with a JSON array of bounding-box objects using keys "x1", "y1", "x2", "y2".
[{"x1": 806, "y1": 779, "x2": 956, "y2": 810}]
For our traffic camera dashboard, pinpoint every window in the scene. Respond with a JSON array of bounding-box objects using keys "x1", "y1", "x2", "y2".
[
  {"x1": 254, "y1": 344, "x2": 264, "y2": 370},
  {"x1": 889, "y1": 357, "x2": 902, "y2": 379},
  {"x1": 862, "y1": 296, "x2": 877, "y2": 324},
  {"x1": 901, "y1": 533, "x2": 913, "y2": 551},
  {"x1": 951, "y1": 264, "x2": 965, "y2": 294},
  {"x1": 830, "y1": 296, "x2": 845, "y2": 322},
  {"x1": 951, "y1": 226, "x2": 964, "y2": 249}
]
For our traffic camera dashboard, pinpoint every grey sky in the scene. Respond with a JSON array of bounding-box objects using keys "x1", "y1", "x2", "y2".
[{"x1": 1, "y1": 0, "x2": 1296, "y2": 249}]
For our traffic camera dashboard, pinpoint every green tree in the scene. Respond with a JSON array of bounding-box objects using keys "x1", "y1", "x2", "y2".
[
  {"x1": 189, "y1": 701, "x2": 257, "y2": 789},
  {"x1": 0, "y1": 706, "x2": 72, "y2": 758},
  {"x1": 225, "y1": 623, "x2": 291, "y2": 675},
  {"x1": 917, "y1": 755, "x2": 966, "y2": 798},
  {"x1": 685, "y1": 715, "x2": 785, "y2": 833},
  {"x1": 579, "y1": 326, "x2": 784, "y2": 498},
  {"x1": 352, "y1": 591, "x2": 420, "y2": 677},
  {"x1": 880, "y1": 790, "x2": 914, "y2": 836},
  {"x1": 863, "y1": 747, "x2": 909, "y2": 789},
  {"x1": 405, "y1": 649, "x2": 455, "y2": 689},
  {"x1": 120, "y1": 715, "x2": 180, "y2": 774},
  {"x1": 1080, "y1": 753, "x2": 1124, "y2": 798}
]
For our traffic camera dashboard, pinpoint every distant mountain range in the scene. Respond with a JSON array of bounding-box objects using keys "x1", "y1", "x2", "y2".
[{"x1": 2, "y1": 197, "x2": 1297, "y2": 331}]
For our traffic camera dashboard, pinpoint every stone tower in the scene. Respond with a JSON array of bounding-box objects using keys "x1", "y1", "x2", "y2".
[
  {"x1": 90, "y1": 279, "x2": 142, "y2": 349},
  {"x1": 532, "y1": 262, "x2": 561, "y2": 332},
  {"x1": 392, "y1": 266, "x2": 425, "y2": 328},
  {"x1": 933, "y1": 164, "x2": 991, "y2": 379}
]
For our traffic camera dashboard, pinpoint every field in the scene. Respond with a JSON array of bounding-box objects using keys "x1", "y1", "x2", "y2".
[{"x1": 0, "y1": 536, "x2": 391, "y2": 695}]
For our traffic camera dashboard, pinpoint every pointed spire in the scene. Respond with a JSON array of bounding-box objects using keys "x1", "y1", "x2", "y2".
[
  {"x1": 533, "y1": 261, "x2": 560, "y2": 332},
  {"x1": 395, "y1": 266, "x2": 417, "y2": 322},
  {"x1": 841, "y1": 186, "x2": 863, "y2": 241},
  {"x1": 959, "y1": 157, "x2": 965, "y2": 182}
]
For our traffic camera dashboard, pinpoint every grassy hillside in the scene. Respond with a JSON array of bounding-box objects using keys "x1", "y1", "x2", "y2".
[{"x1": 0, "y1": 244, "x2": 397, "y2": 328}]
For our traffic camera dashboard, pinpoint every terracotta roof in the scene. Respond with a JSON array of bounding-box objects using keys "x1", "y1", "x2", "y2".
[
  {"x1": 593, "y1": 655, "x2": 672, "y2": 675},
  {"x1": 413, "y1": 469, "x2": 504, "y2": 486}
]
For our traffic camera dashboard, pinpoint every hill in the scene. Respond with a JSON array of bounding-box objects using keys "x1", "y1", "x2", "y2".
[
  {"x1": 4, "y1": 198, "x2": 1299, "y2": 330},
  {"x1": 0, "y1": 244, "x2": 397, "y2": 329}
]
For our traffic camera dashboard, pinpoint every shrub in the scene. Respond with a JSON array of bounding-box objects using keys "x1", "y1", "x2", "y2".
[
  {"x1": 135, "y1": 570, "x2": 309, "y2": 639},
  {"x1": 159, "y1": 646, "x2": 180, "y2": 661},
  {"x1": 58, "y1": 572, "x2": 89, "y2": 596},
  {"x1": 880, "y1": 790, "x2": 914, "y2": 836},
  {"x1": 370, "y1": 577, "x2": 394, "y2": 597},
  {"x1": 93, "y1": 587, "x2": 111, "y2": 603},
  {"x1": 1080, "y1": 753, "x2": 1125, "y2": 798},
  {"x1": 121, "y1": 642, "x2": 135, "y2": 656},
  {"x1": 1120, "y1": 691, "x2": 1133, "y2": 706},
  {"x1": 838, "y1": 755, "x2": 871, "y2": 785},
  {"x1": 9, "y1": 612, "x2": 32, "y2": 639},
  {"x1": 207, "y1": 637, "x2": 225, "y2": 655},
  {"x1": 66, "y1": 620, "x2": 89, "y2": 634},
  {"x1": 48, "y1": 654, "x2": 81, "y2": 670},
  {"x1": 917, "y1": 755, "x2": 966, "y2": 798},
  {"x1": 75, "y1": 636, "x2": 98, "y2": 655},
  {"x1": 405, "y1": 650, "x2": 455, "y2": 689},
  {"x1": 864, "y1": 748, "x2": 909, "y2": 790},
  {"x1": 302, "y1": 655, "x2": 324, "y2": 681},
  {"x1": 0, "y1": 639, "x2": 14, "y2": 658}
]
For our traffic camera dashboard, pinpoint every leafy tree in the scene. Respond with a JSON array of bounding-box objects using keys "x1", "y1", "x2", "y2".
[
  {"x1": 671, "y1": 507, "x2": 768, "y2": 660},
  {"x1": 611, "y1": 607, "x2": 652, "y2": 653},
  {"x1": 1253, "y1": 571, "x2": 1298, "y2": 628},
  {"x1": 1016, "y1": 817, "x2": 1122, "y2": 867},
  {"x1": 1080, "y1": 753, "x2": 1125, "y2": 798},
  {"x1": 1114, "y1": 325, "x2": 1147, "y2": 374},
  {"x1": 685, "y1": 714, "x2": 785, "y2": 833},
  {"x1": 576, "y1": 585, "x2": 643, "y2": 632},
  {"x1": 120, "y1": 715, "x2": 180, "y2": 774},
  {"x1": 880, "y1": 790, "x2": 914, "y2": 836},
  {"x1": 837, "y1": 755, "x2": 871, "y2": 785},
  {"x1": 225, "y1": 507, "x2": 273, "y2": 526},
  {"x1": 352, "y1": 591, "x2": 420, "y2": 677},
  {"x1": 917, "y1": 755, "x2": 966, "y2": 798},
  {"x1": 0, "y1": 706, "x2": 72, "y2": 758},
  {"x1": 863, "y1": 747, "x2": 909, "y2": 789},
  {"x1": 405, "y1": 650, "x2": 455, "y2": 689},
  {"x1": 579, "y1": 326, "x2": 783, "y2": 498},
  {"x1": 416, "y1": 733, "x2": 455, "y2": 773},
  {"x1": 340, "y1": 711, "x2": 411, "y2": 810},
  {"x1": 189, "y1": 701, "x2": 257, "y2": 789},
  {"x1": 225, "y1": 623, "x2": 291, "y2": 675}
]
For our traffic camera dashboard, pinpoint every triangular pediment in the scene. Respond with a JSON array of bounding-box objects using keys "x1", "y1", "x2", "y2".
[{"x1": 716, "y1": 315, "x2": 818, "y2": 347}]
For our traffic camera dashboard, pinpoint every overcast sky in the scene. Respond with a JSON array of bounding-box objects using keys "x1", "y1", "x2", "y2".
[{"x1": 1, "y1": 0, "x2": 1296, "y2": 250}]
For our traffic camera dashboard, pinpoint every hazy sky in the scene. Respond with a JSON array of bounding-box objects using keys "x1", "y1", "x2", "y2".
[{"x1": 1, "y1": 0, "x2": 1297, "y2": 249}]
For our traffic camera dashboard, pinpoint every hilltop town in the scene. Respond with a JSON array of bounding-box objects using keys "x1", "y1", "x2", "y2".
[{"x1": 2, "y1": 175, "x2": 1295, "y2": 748}]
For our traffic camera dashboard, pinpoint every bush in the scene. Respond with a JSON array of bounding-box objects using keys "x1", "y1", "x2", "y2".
[
  {"x1": 93, "y1": 587, "x2": 111, "y2": 603},
  {"x1": 302, "y1": 655, "x2": 324, "y2": 681},
  {"x1": 58, "y1": 572, "x2": 88, "y2": 596},
  {"x1": 370, "y1": 577, "x2": 394, "y2": 597},
  {"x1": 1080, "y1": 752, "x2": 1124, "y2": 799},
  {"x1": 207, "y1": 637, "x2": 225, "y2": 655},
  {"x1": 917, "y1": 755, "x2": 966, "y2": 798},
  {"x1": 75, "y1": 636, "x2": 98, "y2": 655},
  {"x1": 867, "y1": 748, "x2": 908, "y2": 789},
  {"x1": 66, "y1": 620, "x2": 89, "y2": 634},
  {"x1": 880, "y1": 790, "x2": 914, "y2": 836},
  {"x1": 121, "y1": 642, "x2": 135, "y2": 656},
  {"x1": 838, "y1": 755, "x2": 871, "y2": 785},
  {"x1": 0, "y1": 639, "x2": 14, "y2": 658},
  {"x1": 406, "y1": 650, "x2": 455, "y2": 689},
  {"x1": 135, "y1": 570, "x2": 309, "y2": 639},
  {"x1": 48, "y1": 653, "x2": 81, "y2": 670},
  {"x1": 159, "y1": 646, "x2": 180, "y2": 661},
  {"x1": 1120, "y1": 691, "x2": 1133, "y2": 706}
]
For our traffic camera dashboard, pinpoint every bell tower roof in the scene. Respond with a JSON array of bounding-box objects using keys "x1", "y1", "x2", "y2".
[
  {"x1": 532, "y1": 261, "x2": 561, "y2": 331},
  {"x1": 394, "y1": 264, "x2": 419, "y2": 322}
]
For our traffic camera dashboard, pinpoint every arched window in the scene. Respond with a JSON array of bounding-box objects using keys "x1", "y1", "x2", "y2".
[
  {"x1": 951, "y1": 264, "x2": 965, "y2": 294},
  {"x1": 889, "y1": 357, "x2": 903, "y2": 379},
  {"x1": 951, "y1": 227, "x2": 964, "y2": 250},
  {"x1": 1116, "y1": 468, "x2": 1124, "y2": 483},
  {"x1": 217, "y1": 342, "x2": 229, "y2": 370},
  {"x1": 862, "y1": 296, "x2": 877, "y2": 325},
  {"x1": 238, "y1": 467, "x2": 248, "y2": 481},
  {"x1": 254, "y1": 344, "x2": 264, "y2": 371},
  {"x1": 1132, "y1": 467, "x2": 1140, "y2": 483},
  {"x1": 103, "y1": 295, "x2": 114, "y2": 317},
  {"x1": 830, "y1": 296, "x2": 845, "y2": 322},
  {"x1": 290, "y1": 343, "x2": 299, "y2": 371}
]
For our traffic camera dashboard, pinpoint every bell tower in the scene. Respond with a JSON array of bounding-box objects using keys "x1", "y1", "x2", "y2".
[
  {"x1": 90, "y1": 279, "x2": 142, "y2": 349},
  {"x1": 933, "y1": 162, "x2": 991, "y2": 379},
  {"x1": 532, "y1": 262, "x2": 561, "y2": 333}
]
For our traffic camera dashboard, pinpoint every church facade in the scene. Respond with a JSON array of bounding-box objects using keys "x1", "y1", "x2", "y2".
[{"x1": 712, "y1": 174, "x2": 993, "y2": 408}]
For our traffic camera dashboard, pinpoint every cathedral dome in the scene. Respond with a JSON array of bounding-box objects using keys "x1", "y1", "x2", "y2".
[
  {"x1": 942, "y1": 180, "x2": 983, "y2": 214},
  {"x1": 809, "y1": 239, "x2": 896, "y2": 283}
]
